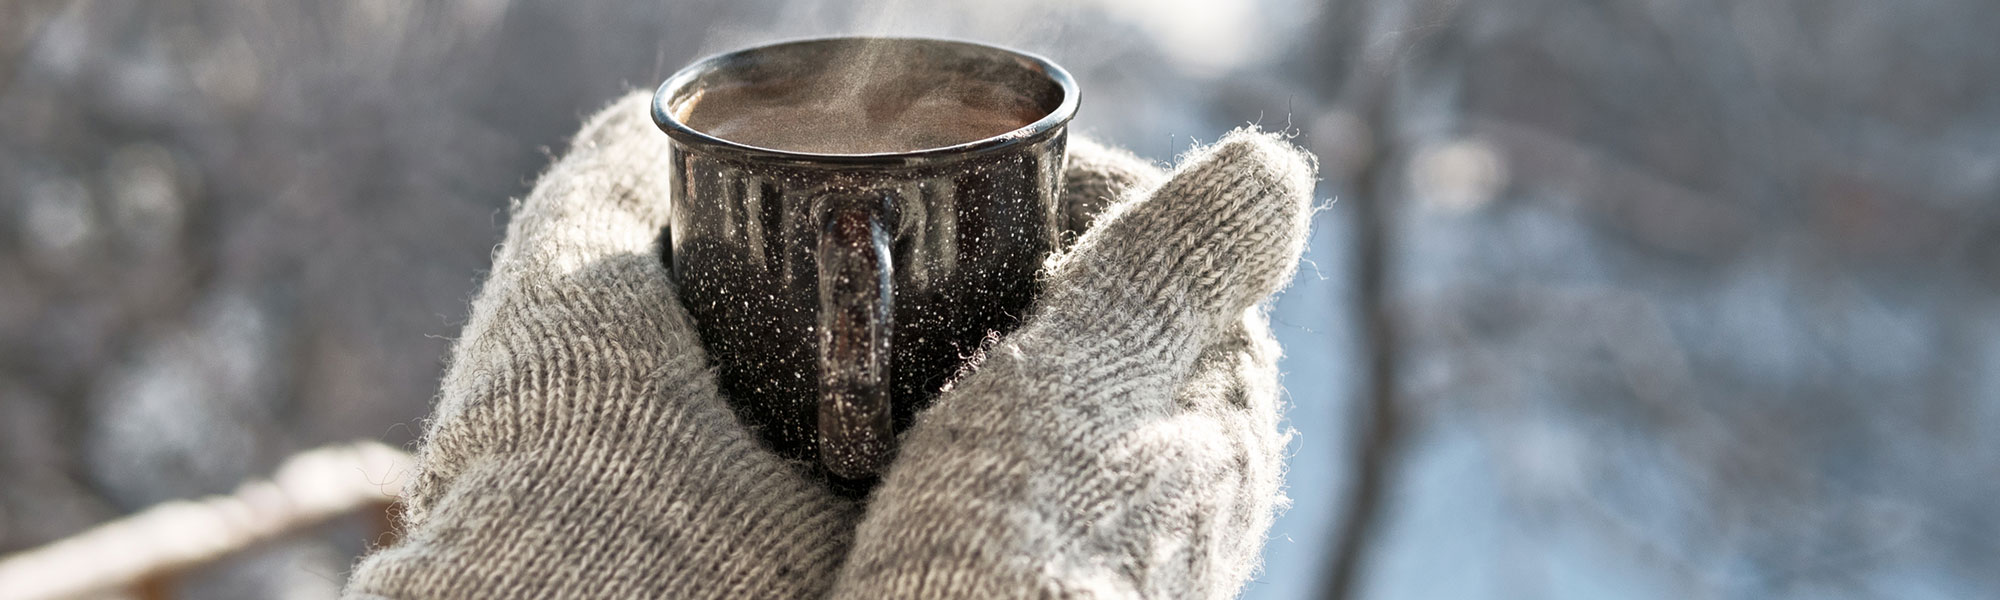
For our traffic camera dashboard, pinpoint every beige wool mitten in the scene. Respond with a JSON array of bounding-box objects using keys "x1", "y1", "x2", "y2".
[
  {"x1": 343, "y1": 92, "x2": 862, "y2": 599},
  {"x1": 829, "y1": 128, "x2": 1315, "y2": 599},
  {"x1": 345, "y1": 90, "x2": 1316, "y2": 599}
]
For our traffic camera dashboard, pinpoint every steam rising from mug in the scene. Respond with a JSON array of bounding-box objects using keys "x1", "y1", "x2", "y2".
[{"x1": 679, "y1": 42, "x2": 1046, "y2": 154}]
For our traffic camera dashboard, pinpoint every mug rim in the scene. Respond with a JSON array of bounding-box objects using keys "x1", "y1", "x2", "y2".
[{"x1": 652, "y1": 36, "x2": 1079, "y2": 167}]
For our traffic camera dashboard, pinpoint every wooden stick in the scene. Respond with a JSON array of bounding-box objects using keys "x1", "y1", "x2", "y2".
[{"x1": 0, "y1": 441, "x2": 412, "y2": 600}]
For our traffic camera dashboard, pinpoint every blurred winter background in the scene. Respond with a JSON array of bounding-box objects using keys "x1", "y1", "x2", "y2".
[{"x1": 3, "y1": 0, "x2": 1997, "y2": 598}]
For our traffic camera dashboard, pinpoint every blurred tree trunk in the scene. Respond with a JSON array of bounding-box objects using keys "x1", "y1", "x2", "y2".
[
  {"x1": 1310, "y1": 1, "x2": 1466, "y2": 597},
  {"x1": 1312, "y1": 1, "x2": 1400, "y2": 597}
]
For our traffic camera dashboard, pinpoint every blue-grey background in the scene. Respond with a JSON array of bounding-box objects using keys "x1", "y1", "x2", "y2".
[{"x1": 3, "y1": 0, "x2": 1996, "y2": 598}]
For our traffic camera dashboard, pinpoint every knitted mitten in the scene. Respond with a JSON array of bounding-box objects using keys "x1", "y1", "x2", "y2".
[
  {"x1": 342, "y1": 92, "x2": 861, "y2": 599},
  {"x1": 830, "y1": 130, "x2": 1317, "y2": 599}
]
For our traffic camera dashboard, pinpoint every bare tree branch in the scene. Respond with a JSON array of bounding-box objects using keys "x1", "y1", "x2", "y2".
[{"x1": 0, "y1": 441, "x2": 412, "y2": 600}]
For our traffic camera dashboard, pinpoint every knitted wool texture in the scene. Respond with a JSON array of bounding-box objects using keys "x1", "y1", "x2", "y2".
[{"x1": 345, "y1": 90, "x2": 1316, "y2": 599}]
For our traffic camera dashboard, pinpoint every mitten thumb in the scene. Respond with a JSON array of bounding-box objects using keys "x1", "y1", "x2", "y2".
[{"x1": 1038, "y1": 128, "x2": 1316, "y2": 350}]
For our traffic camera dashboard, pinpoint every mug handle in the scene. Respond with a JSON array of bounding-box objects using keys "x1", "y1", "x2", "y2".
[{"x1": 815, "y1": 190, "x2": 896, "y2": 480}]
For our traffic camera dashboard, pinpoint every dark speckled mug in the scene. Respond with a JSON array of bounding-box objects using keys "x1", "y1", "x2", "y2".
[{"x1": 652, "y1": 37, "x2": 1077, "y2": 489}]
